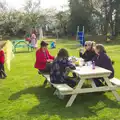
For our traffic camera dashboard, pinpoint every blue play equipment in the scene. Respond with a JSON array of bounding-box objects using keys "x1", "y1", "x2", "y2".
[
  {"x1": 78, "y1": 32, "x2": 85, "y2": 46},
  {"x1": 76, "y1": 26, "x2": 85, "y2": 46}
]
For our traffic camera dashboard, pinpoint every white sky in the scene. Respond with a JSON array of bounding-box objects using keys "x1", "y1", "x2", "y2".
[{"x1": 5, "y1": 0, "x2": 68, "y2": 10}]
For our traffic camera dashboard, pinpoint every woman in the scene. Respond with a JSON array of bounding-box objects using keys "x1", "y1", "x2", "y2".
[
  {"x1": 50, "y1": 48, "x2": 76, "y2": 88},
  {"x1": 93, "y1": 44, "x2": 114, "y2": 86},
  {"x1": 31, "y1": 32, "x2": 37, "y2": 49},
  {"x1": 34, "y1": 41, "x2": 54, "y2": 73},
  {"x1": 79, "y1": 41, "x2": 96, "y2": 62}
]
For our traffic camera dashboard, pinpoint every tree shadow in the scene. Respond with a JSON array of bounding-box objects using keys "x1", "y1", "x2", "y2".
[
  {"x1": 14, "y1": 51, "x2": 33, "y2": 54},
  {"x1": 9, "y1": 86, "x2": 120, "y2": 119}
]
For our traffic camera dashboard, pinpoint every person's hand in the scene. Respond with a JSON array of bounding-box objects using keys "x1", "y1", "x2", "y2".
[
  {"x1": 47, "y1": 59, "x2": 53, "y2": 63},
  {"x1": 80, "y1": 48, "x2": 84, "y2": 54}
]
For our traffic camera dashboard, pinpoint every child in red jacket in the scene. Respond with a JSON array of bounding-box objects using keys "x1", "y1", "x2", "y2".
[{"x1": 0, "y1": 43, "x2": 7, "y2": 79}]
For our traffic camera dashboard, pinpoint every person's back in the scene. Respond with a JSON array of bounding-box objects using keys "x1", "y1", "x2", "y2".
[
  {"x1": 50, "y1": 58, "x2": 65, "y2": 83},
  {"x1": 94, "y1": 52, "x2": 114, "y2": 79},
  {"x1": 93, "y1": 44, "x2": 114, "y2": 79},
  {"x1": 50, "y1": 48, "x2": 76, "y2": 88}
]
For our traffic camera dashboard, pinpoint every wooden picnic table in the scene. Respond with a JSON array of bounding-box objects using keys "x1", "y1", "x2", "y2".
[{"x1": 65, "y1": 66, "x2": 120, "y2": 107}]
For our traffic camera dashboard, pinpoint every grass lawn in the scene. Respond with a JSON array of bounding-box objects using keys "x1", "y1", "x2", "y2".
[{"x1": 0, "y1": 39, "x2": 120, "y2": 120}]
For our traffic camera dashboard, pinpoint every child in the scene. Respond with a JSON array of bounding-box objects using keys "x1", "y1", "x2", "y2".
[
  {"x1": 31, "y1": 32, "x2": 38, "y2": 49},
  {"x1": 93, "y1": 44, "x2": 114, "y2": 86},
  {"x1": 25, "y1": 33, "x2": 31, "y2": 43},
  {"x1": 50, "y1": 41, "x2": 56, "y2": 49},
  {"x1": 50, "y1": 48, "x2": 76, "y2": 88},
  {"x1": 79, "y1": 41, "x2": 96, "y2": 62},
  {"x1": 0, "y1": 43, "x2": 7, "y2": 79}
]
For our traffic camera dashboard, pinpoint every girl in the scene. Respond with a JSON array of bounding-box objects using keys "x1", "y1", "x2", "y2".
[
  {"x1": 50, "y1": 48, "x2": 76, "y2": 88},
  {"x1": 31, "y1": 32, "x2": 37, "y2": 49},
  {"x1": 93, "y1": 44, "x2": 114, "y2": 86},
  {"x1": 79, "y1": 41, "x2": 96, "y2": 62},
  {"x1": 0, "y1": 42, "x2": 7, "y2": 79}
]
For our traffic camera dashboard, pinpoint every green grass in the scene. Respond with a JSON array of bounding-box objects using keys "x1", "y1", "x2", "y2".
[{"x1": 0, "y1": 39, "x2": 120, "y2": 120}]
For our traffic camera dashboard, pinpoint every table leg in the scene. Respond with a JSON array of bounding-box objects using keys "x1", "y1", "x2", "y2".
[
  {"x1": 104, "y1": 77, "x2": 120, "y2": 101},
  {"x1": 66, "y1": 78, "x2": 85, "y2": 107},
  {"x1": 91, "y1": 80, "x2": 96, "y2": 88},
  {"x1": 66, "y1": 94, "x2": 77, "y2": 107}
]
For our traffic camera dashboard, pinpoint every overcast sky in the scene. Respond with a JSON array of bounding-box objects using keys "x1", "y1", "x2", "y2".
[{"x1": 5, "y1": 0, "x2": 68, "y2": 10}]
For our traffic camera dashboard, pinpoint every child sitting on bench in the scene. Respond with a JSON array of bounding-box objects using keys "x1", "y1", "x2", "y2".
[
  {"x1": 50, "y1": 48, "x2": 77, "y2": 88},
  {"x1": 93, "y1": 44, "x2": 114, "y2": 86},
  {"x1": 50, "y1": 41, "x2": 56, "y2": 49}
]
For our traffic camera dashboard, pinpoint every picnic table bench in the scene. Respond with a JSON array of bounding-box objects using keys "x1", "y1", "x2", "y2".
[
  {"x1": 41, "y1": 73, "x2": 73, "y2": 99},
  {"x1": 40, "y1": 65, "x2": 120, "y2": 107},
  {"x1": 12, "y1": 40, "x2": 33, "y2": 52}
]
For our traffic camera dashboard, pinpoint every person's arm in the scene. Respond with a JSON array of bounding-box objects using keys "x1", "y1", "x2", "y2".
[
  {"x1": 79, "y1": 51, "x2": 87, "y2": 61},
  {"x1": 66, "y1": 59, "x2": 76, "y2": 70},
  {"x1": 79, "y1": 51, "x2": 84, "y2": 58},
  {"x1": 47, "y1": 50, "x2": 54, "y2": 60}
]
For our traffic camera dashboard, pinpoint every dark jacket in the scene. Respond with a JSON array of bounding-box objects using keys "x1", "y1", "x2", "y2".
[
  {"x1": 50, "y1": 58, "x2": 76, "y2": 84},
  {"x1": 93, "y1": 52, "x2": 114, "y2": 79},
  {"x1": 80, "y1": 49, "x2": 96, "y2": 62}
]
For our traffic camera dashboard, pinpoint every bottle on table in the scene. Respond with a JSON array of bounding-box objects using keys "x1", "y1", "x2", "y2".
[{"x1": 92, "y1": 61, "x2": 95, "y2": 69}]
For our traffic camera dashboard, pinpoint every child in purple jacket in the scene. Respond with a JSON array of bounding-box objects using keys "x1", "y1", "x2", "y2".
[{"x1": 93, "y1": 44, "x2": 114, "y2": 86}]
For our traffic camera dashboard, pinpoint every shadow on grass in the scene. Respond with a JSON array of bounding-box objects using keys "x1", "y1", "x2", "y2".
[
  {"x1": 14, "y1": 51, "x2": 33, "y2": 54},
  {"x1": 9, "y1": 86, "x2": 120, "y2": 119}
]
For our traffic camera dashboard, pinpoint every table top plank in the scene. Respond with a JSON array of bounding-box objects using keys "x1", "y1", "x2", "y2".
[{"x1": 73, "y1": 66, "x2": 111, "y2": 76}]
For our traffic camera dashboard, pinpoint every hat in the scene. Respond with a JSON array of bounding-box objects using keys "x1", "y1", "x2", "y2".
[{"x1": 40, "y1": 41, "x2": 49, "y2": 47}]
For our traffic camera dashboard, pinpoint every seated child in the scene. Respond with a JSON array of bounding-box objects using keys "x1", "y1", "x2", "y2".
[
  {"x1": 0, "y1": 43, "x2": 7, "y2": 79},
  {"x1": 50, "y1": 48, "x2": 77, "y2": 88},
  {"x1": 79, "y1": 41, "x2": 96, "y2": 62},
  {"x1": 50, "y1": 41, "x2": 56, "y2": 49},
  {"x1": 93, "y1": 44, "x2": 114, "y2": 86}
]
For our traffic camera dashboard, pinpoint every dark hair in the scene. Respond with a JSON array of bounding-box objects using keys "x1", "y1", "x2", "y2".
[
  {"x1": 57, "y1": 48, "x2": 69, "y2": 58},
  {"x1": 40, "y1": 41, "x2": 48, "y2": 47},
  {"x1": 96, "y1": 44, "x2": 106, "y2": 53}
]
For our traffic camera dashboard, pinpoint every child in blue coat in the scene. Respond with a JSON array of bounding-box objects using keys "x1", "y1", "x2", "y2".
[{"x1": 50, "y1": 41, "x2": 56, "y2": 49}]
